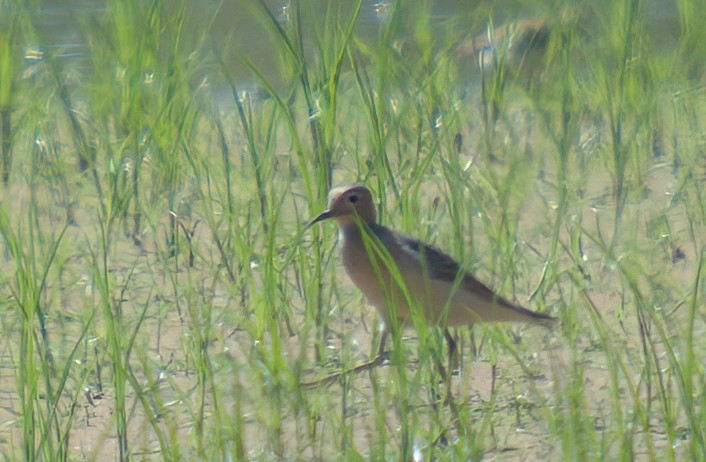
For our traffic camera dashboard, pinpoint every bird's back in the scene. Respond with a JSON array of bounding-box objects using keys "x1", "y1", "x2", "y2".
[{"x1": 341, "y1": 222, "x2": 554, "y2": 327}]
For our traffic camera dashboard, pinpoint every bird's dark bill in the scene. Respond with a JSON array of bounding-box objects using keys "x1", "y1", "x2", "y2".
[{"x1": 307, "y1": 210, "x2": 333, "y2": 227}]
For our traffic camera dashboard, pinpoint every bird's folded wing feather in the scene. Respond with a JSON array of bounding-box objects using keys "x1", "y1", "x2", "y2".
[
  {"x1": 371, "y1": 224, "x2": 555, "y2": 324},
  {"x1": 394, "y1": 231, "x2": 535, "y2": 308}
]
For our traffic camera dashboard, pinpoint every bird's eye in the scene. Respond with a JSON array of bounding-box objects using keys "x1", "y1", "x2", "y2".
[{"x1": 349, "y1": 194, "x2": 359, "y2": 204}]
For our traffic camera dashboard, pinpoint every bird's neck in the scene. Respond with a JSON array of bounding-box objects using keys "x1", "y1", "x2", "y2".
[{"x1": 339, "y1": 220, "x2": 375, "y2": 243}]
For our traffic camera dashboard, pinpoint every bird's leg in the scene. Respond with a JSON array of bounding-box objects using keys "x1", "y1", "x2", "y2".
[
  {"x1": 443, "y1": 328, "x2": 458, "y2": 375},
  {"x1": 491, "y1": 362, "x2": 497, "y2": 397},
  {"x1": 376, "y1": 328, "x2": 389, "y2": 360},
  {"x1": 428, "y1": 331, "x2": 459, "y2": 413}
]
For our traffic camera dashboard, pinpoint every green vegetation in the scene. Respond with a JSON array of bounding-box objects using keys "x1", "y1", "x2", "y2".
[{"x1": 0, "y1": 0, "x2": 704, "y2": 460}]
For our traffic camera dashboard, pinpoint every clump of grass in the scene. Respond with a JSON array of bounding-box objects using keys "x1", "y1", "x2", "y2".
[
  {"x1": 0, "y1": 15, "x2": 18, "y2": 186},
  {"x1": 0, "y1": 200, "x2": 91, "y2": 460}
]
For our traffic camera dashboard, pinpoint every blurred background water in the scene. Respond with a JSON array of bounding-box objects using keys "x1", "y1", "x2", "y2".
[{"x1": 12, "y1": 0, "x2": 683, "y2": 100}]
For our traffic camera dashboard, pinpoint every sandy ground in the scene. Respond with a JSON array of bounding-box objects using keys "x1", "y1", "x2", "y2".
[{"x1": 0, "y1": 105, "x2": 703, "y2": 461}]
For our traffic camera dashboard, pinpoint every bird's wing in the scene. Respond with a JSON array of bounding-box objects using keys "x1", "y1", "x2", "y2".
[
  {"x1": 396, "y1": 235, "x2": 498, "y2": 297},
  {"x1": 371, "y1": 224, "x2": 555, "y2": 324},
  {"x1": 396, "y1": 233, "x2": 548, "y2": 313}
]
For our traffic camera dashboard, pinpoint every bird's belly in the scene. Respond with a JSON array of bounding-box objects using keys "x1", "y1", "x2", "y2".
[
  {"x1": 342, "y1": 248, "x2": 413, "y2": 324},
  {"x1": 341, "y1": 242, "x2": 476, "y2": 327}
]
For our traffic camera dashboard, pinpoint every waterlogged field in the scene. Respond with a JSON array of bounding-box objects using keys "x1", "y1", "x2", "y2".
[{"x1": 0, "y1": 0, "x2": 705, "y2": 460}]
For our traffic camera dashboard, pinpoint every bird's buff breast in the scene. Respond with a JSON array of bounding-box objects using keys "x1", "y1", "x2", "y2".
[
  {"x1": 340, "y1": 233, "x2": 411, "y2": 323},
  {"x1": 340, "y1": 232, "x2": 436, "y2": 325},
  {"x1": 342, "y1": 241, "x2": 387, "y2": 305}
]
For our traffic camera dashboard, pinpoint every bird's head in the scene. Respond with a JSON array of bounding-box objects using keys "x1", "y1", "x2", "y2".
[{"x1": 309, "y1": 185, "x2": 377, "y2": 227}]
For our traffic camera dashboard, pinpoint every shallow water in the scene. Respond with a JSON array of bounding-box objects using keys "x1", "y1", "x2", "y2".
[{"x1": 13, "y1": 0, "x2": 682, "y2": 93}]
